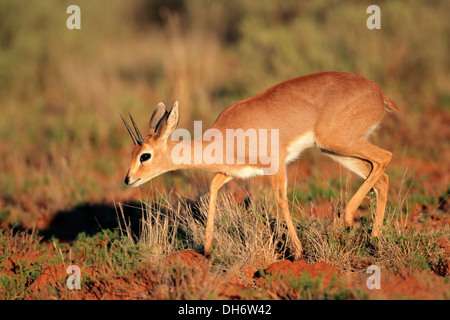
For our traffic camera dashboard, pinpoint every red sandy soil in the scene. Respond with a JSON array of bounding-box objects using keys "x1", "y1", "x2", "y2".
[
  {"x1": 263, "y1": 260, "x2": 339, "y2": 284},
  {"x1": 6, "y1": 249, "x2": 444, "y2": 300}
]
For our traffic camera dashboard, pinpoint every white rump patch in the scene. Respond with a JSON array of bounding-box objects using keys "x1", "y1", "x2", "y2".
[{"x1": 285, "y1": 132, "x2": 316, "y2": 163}]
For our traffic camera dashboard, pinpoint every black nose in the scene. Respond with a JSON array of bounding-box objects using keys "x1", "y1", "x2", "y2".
[{"x1": 124, "y1": 175, "x2": 129, "y2": 185}]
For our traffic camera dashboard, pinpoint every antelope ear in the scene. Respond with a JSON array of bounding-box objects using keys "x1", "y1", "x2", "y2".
[
  {"x1": 154, "y1": 101, "x2": 179, "y2": 141},
  {"x1": 149, "y1": 102, "x2": 167, "y2": 133}
]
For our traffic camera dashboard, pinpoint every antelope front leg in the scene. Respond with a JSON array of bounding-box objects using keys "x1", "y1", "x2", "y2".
[
  {"x1": 268, "y1": 172, "x2": 303, "y2": 260},
  {"x1": 204, "y1": 173, "x2": 232, "y2": 257}
]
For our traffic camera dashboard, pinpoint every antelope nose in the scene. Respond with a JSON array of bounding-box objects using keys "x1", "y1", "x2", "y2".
[{"x1": 124, "y1": 175, "x2": 130, "y2": 185}]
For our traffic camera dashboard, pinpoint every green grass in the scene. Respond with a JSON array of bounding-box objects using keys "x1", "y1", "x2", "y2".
[{"x1": 0, "y1": 228, "x2": 46, "y2": 299}]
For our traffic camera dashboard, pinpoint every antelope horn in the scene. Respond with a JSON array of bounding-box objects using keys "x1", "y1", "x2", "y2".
[
  {"x1": 129, "y1": 113, "x2": 144, "y2": 145},
  {"x1": 120, "y1": 114, "x2": 138, "y2": 145}
]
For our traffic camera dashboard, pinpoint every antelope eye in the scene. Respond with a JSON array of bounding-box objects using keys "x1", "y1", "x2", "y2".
[{"x1": 140, "y1": 153, "x2": 151, "y2": 163}]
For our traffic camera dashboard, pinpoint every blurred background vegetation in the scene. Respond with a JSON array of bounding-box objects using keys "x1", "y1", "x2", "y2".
[{"x1": 0, "y1": 0, "x2": 449, "y2": 227}]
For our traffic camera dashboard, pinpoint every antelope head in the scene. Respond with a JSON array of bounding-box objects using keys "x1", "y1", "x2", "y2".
[{"x1": 121, "y1": 101, "x2": 179, "y2": 187}]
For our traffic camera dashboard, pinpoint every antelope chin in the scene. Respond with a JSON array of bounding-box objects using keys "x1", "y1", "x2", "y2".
[{"x1": 128, "y1": 178, "x2": 142, "y2": 187}]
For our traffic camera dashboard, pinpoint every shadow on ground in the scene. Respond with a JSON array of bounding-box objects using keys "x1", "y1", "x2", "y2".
[
  {"x1": 37, "y1": 197, "x2": 210, "y2": 242},
  {"x1": 39, "y1": 202, "x2": 144, "y2": 241}
]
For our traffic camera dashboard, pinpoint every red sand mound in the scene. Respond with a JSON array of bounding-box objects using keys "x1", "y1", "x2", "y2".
[{"x1": 165, "y1": 250, "x2": 209, "y2": 268}]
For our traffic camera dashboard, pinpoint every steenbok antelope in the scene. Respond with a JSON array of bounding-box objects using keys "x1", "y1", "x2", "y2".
[{"x1": 121, "y1": 71, "x2": 398, "y2": 260}]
